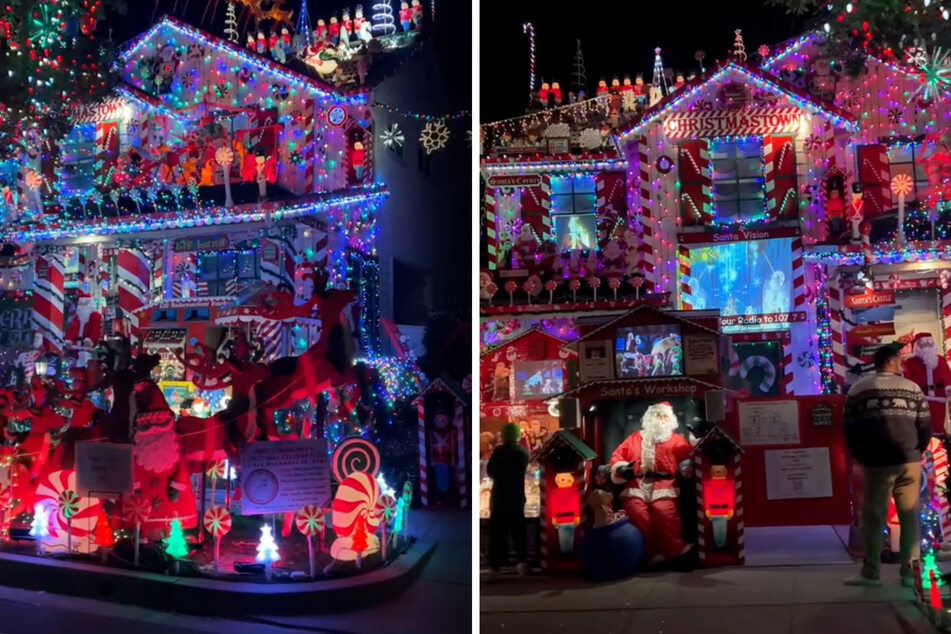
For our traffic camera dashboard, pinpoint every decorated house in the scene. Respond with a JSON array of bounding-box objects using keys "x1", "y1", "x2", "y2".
[
  {"x1": 0, "y1": 14, "x2": 400, "y2": 381},
  {"x1": 481, "y1": 31, "x2": 951, "y2": 415}
]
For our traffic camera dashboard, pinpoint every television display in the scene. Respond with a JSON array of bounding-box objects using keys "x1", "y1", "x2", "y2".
[
  {"x1": 512, "y1": 361, "x2": 565, "y2": 399},
  {"x1": 553, "y1": 214, "x2": 597, "y2": 251},
  {"x1": 615, "y1": 325, "x2": 683, "y2": 378},
  {"x1": 685, "y1": 237, "x2": 794, "y2": 332}
]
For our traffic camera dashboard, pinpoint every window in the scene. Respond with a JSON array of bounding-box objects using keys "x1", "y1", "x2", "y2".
[
  {"x1": 151, "y1": 309, "x2": 177, "y2": 323},
  {"x1": 887, "y1": 142, "x2": 928, "y2": 205},
  {"x1": 710, "y1": 138, "x2": 765, "y2": 223},
  {"x1": 58, "y1": 125, "x2": 97, "y2": 198},
  {"x1": 551, "y1": 175, "x2": 597, "y2": 250},
  {"x1": 183, "y1": 308, "x2": 209, "y2": 321},
  {"x1": 199, "y1": 250, "x2": 258, "y2": 296}
]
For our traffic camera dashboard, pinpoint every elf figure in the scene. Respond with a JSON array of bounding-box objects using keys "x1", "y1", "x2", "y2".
[
  {"x1": 281, "y1": 27, "x2": 291, "y2": 48},
  {"x1": 703, "y1": 463, "x2": 735, "y2": 548},
  {"x1": 550, "y1": 472, "x2": 581, "y2": 555},
  {"x1": 596, "y1": 79, "x2": 608, "y2": 95},
  {"x1": 848, "y1": 182, "x2": 864, "y2": 243},
  {"x1": 341, "y1": 11, "x2": 352, "y2": 42},
  {"x1": 538, "y1": 82, "x2": 551, "y2": 108},
  {"x1": 399, "y1": 2, "x2": 412, "y2": 31},
  {"x1": 610, "y1": 77, "x2": 621, "y2": 93},
  {"x1": 315, "y1": 19, "x2": 327, "y2": 41},
  {"x1": 411, "y1": 0, "x2": 423, "y2": 28},
  {"x1": 551, "y1": 82, "x2": 563, "y2": 105},
  {"x1": 328, "y1": 17, "x2": 340, "y2": 45},
  {"x1": 353, "y1": 6, "x2": 366, "y2": 35},
  {"x1": 256, "y1": 32, "x2": 267, "y2": 54},
  {"x1": 428, "y1": 408, "x2": 455, "y2": 497},
  {"x1": 352, "y1": 141, "x2": 365, "y2": 181},
  {"x1": 246, "y1": 33, "x2": 255, "y2": 50}
]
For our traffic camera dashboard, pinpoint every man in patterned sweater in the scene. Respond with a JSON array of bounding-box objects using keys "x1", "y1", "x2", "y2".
[{"x1": 843, "y1": 344, "x2": 932, "y2": 587}]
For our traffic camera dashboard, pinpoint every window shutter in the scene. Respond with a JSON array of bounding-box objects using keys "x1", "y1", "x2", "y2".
[
  {"x1": 765, "y1": 135, "x2": 797, "y2": 219},
  {"x1": 679, "y1": 140, "x2": 711, "y2": 225},
  {"x1": 857, "y1": 144, "x2": 891, "y2": 218}
]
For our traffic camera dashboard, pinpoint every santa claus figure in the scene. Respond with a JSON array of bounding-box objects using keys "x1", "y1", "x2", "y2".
[
  {"x1": 610, "y1": 402, "x2": 694, "y2": 564},
  {"x1": 903, "y1": 333, "x2": 951, "y2": 399},
  {"x1": 513, "y1": 224, "x2": 539, "y2": 270},
  {"x1": 65, "y1": 293, "x2": 103, "y2": 345},
  {"x1": 429, "y1": 408, "x2": 455, "y2": 496},
  {"x1": 130, "y1": 354, "x2": 197, "y2": 538}
]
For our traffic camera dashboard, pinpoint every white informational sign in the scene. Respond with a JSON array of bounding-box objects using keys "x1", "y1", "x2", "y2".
[
  {"x1": 764, "y1": 447, "x2": 833, "y2": 500},
  {"x1": 239, "y1": 439, "x2": 330, "y2": 515},
  {"x1": 580, "y1": 340, "x2": 613, "y2": 383},
  {"x1": 75, "y1": 442, "x2": 134, "y2": 498},
  {"x1": 738, "y1": 399, "x2": 801, "y2": 446},
  {"x1": 683, "y1": 335, "x2": 718, "y2": 376}
]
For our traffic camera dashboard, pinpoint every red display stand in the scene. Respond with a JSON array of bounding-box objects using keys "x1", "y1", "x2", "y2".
[
  {"x1": 723, "y1": 395, "x2": 851, "y2": 527},
  {"x1": 692, "y1": 425, "x2": 745, "y2": 566},
  {"x1": 537, "y1": 430, "x2": 596, "y2": 572}
]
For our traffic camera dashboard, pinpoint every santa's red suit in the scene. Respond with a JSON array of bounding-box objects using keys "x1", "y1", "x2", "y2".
[
  {"x1": 610, "y1": 403, "x2": 693, "y2": 562},
  {"x1": 903, "y1": 333, "x2": 951, "y2": 397}
]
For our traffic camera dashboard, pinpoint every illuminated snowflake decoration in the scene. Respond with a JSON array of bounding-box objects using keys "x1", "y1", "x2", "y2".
[
  {"x1": 913, "y1": 46, "x2": 951, "y2": 102},
  {"x1": 419, "y1": 120, "x2": 450, "y2": 154},
  {"x1": 29, "y1": 3, "x2": 64, "y2": 50},
  {"x1": 380, "y1": 123, "x2": 404, "y2": 150}
]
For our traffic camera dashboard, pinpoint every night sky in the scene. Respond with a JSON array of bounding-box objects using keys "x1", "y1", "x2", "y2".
[{"x1": 480, "y1": 0, "x2": 808, "y2": 122}]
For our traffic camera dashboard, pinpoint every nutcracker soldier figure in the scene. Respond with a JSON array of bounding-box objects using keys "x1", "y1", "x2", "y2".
[
  {"x1": 610, "y1": 402, "x2": 694, "y2": 564},
  {"x1": 551, "y1": 472, "x2": 581, "y2": 555},
  {"x1": 703, "y1": 463, "x2": 735, "y2": 548},
  {"x1": 429, "y1": 407, "x2": 456, "y2": 500},
  {"x1": 848, "y1": 182, "x2": 865, "y2": 243},
  {"x1": 825, "y1": 174, "x2": 845, "y2": 242}
]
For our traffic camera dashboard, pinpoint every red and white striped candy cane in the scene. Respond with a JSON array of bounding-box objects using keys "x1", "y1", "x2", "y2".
[
  {"x1": 678, "y1": 245, "x2": 692, "y2": 310},
  {"x1": 484, "y1": 185, "x2": 499, "y2": 270},
  {"x1": 257, "y1": 320, "x2": 283, "y2": 362},
  {"x1": 784, "y1": 237, "x2": 805, "y2": 394},
  {"x1": 116, "y1": 248, "x2": 150, "y2": 345},
  {"x1": 942, "y1": 277, "x2": 951, "y2": 367},
  {"x1": 417, "y1": 399, "x2": 428, "y2": 506},
  {"x1": 638, "y1": 135, "x2": 656, "y2": 287},
  {"x1": 727, "y1": 344, "x2": 742, "y2": 377},
  {"x1": 740, "y1": 355, "x2": 777, "y2": 392},
  {"x1": 32, "y1": 248, "x2": 66, "y2": 352},
  {"x1": 829, "y1": 273, "x2": 846, "y2": 391}
]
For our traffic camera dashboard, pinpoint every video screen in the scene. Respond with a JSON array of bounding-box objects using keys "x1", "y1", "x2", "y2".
[
  {"x1": 553, "y1": 214, "x2": 597, "y2": 251},
  {"x1": 685, "y1": 237, "x2": 794, "y2": 332},
  {"x1": 615, "y1": 325, "x2": 683, "y2": 378},
  {"x1": 512, "y1": 361, "x2": 565, "y2": 399}
]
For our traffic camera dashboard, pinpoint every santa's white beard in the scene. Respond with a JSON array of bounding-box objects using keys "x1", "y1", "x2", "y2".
[
  {"x1": 134, "y1": 423, "x2": 181, "y2": 473},
  {"x1": 640, "y1": 413, "x2": 677, "y2": 472},
  {"x1": 920, "y1": 346, "x2": 940, "y2": 370}
]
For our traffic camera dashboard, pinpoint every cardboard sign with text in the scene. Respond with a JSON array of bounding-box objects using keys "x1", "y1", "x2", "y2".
[
  {"x1": 75, "y1": 442, "x2": 133, "y2": 498},
  {"x1": 844, "y1": 290, "x2": 895, "y2": 310},
  {"x1": 239, "y1": 439, "x2": 330, "y2": 515}
]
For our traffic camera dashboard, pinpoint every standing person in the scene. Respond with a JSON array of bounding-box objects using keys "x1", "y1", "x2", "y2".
[
  {"x1": 487, "y1": 422, "x2": 529, "y2": 580},
  {"x1": 843, "y1": 344, "x2": 932, "y2": 587}
]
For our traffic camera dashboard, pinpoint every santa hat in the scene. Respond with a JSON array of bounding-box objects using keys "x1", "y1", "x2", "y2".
[{"x1": 915, "y1": 333, "x2": 935, "y2": 344}]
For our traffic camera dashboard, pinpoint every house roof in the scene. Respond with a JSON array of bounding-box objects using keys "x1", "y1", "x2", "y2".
[
  {"x1": 691, "y1": 424, "x2": 744, "y2": 456},
  {"x1": 618, "y1": 61, "x2": 857, "y2": 140},
  {"x1": 537, "y1": 429, "x2": 597, "y2": 462},
  {"x1": 412, "y1": 375, "x2": 470, "y2": 406},
  {"x1": 118, "y1": 15, "x2": 367, "y2": 99},
  {"x1": 479, "y1": 326, "x2": 575, "y2": 358},
  {"x1": 567, "y1": 303, "x2": 720, "y2": 347},
  {"x1": 544, "y1": 376, "x2": 724, "y2": 403}
]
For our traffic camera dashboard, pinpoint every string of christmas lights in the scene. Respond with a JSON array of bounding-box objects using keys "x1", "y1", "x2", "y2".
[{"x1": 370, "y1": 102, "x2": 470, "y2": 121}]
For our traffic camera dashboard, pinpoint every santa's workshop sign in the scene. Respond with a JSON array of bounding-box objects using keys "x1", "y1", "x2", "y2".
[
  {"x1": 663, "y1": 107, "x2": 804, "y2": 139},
  {"x1": 592, "y1": 379, "x2": 708, "y2": 400}
]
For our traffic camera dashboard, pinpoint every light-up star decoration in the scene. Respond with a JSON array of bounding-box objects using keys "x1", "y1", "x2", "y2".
[
  {"x1": 914, "y1": 46, "x2": 951, "y2": 101},
  {"x1": 29, "y1": 3, "x2": 65, "y2": 50}
]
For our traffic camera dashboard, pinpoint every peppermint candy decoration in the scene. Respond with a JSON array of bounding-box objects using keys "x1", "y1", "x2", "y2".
[
  {"x1": 887, "y1": 107, "x2": 903, "y2": 125},
  {"x1": 206, "y1": 460, "x2": 227, "y2": 480},
  {"x1": 693, "y1": 99, "x2": 714, "y2": 112},
  {"x1": 58, "y1": 489, "x2": 80, "y2": 520},
  {"x1": 940, "y1": 269, "x2": 951, "y2": 290},
  {"x1": 803, "y1": 134, "x2": 823, "y2": 152},
  {"x1": 891, "y1": 173, "x2": 913, "y2": 197},
  {"x1": 331, "y1": 437, "x2": 381, "y2": 483},
  {"x1": 203, "y1": 505, "x2": 231, "y2": 537},
  {"x1": 295, "y1": 504, "x2": 326, "y2": 536},
  {"x1": 797, "y1": 351, "x2": 816, "y2": 369},
  {"x1": 376, "y1": 494, "x2": 397, "y2": 523},
  {"x1": 332, "y1": 471, "x2": 382, "y2": 538},
  {"x1": 888, "y1": 273, "x2": 901, "y2": 289},
  {"x1": 125, "y1": 496, "x2": 151, "y2": 526}
]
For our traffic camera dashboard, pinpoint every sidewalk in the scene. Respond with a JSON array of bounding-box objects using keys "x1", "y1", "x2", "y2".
[{"x1": 481, "y1": 525, "x2": 942, "y2": 634}]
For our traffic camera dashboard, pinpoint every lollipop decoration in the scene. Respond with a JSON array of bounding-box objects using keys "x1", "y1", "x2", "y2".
[
  {"x1": 126, "y1": 496, "x2": 150, "y2": 566},
  {"x1": 376, "y1": 494, "x2": 397, "y2": 560},
  {"x1": 569, "y1": 278, "x2": 581, "y2": 302},
  {"x1": 505, "y1": 280, "x2": 517, "y2": 306},
  {"x1": 330, "y1": 472, "x2": 381, "y2": 570},
  {"x1": 522, "y1": 277, "x2": 538, "y2": 304},
  {"x1": 215, "y1": 146, "x2": 235, "y2": 208},
  {"x1": 631, "y1": 274, "x2": 645, "y2": 300},
  {"x1": 58, "y1": 488, "x2": 80, "y2": 554},
  {"x1": 203, "y1": 505, "x2": 232, "y2": 574},
  {"x1": 296, "y1": 504, "x2": 325, "y2": 578},
  {"x1": 608, "y1": 276, "x2": 621, "y2": 300},
  {"x1": 544, "y1": 279, "x2": 558, "y2": 303},
  {"x1": 331, "y1": 437, "x2": 381, "y2": 483},
  {"x1": 207, "y1": 460, "x2": 227, "y2": 506},
  {"x1": 891, "y1": 173, "x2": 913, "y2": 244},
  {"x1": 587, "y1": 276, "x2": 601, "y2": 302}
]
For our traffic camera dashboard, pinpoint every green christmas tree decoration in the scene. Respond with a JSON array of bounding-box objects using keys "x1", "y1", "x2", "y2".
[{"x1": 164, "y1": 519, "x2": 189, "y2": 560}]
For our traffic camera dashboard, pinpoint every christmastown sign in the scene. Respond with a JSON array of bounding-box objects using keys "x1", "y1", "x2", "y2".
[{"x1": 663, "y1": 107, "x2": 804, "y2": 139}]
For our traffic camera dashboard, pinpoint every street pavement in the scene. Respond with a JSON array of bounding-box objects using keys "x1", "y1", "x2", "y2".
[
  {"x1": 0, "y1": 509, "x2": 472, "y2": 634},
  {"x1": 480, "y1": 563, "x2": 941, "y2": 634}
]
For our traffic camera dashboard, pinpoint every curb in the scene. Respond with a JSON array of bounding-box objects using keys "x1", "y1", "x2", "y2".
[{"x1": 0, "y1": 539, "x2": 437, "y2": 616}]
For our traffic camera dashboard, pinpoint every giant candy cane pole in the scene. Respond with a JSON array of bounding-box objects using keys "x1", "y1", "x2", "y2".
[{"x1": 523, "y1": 22, "x2": 536, "y2": 97}]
